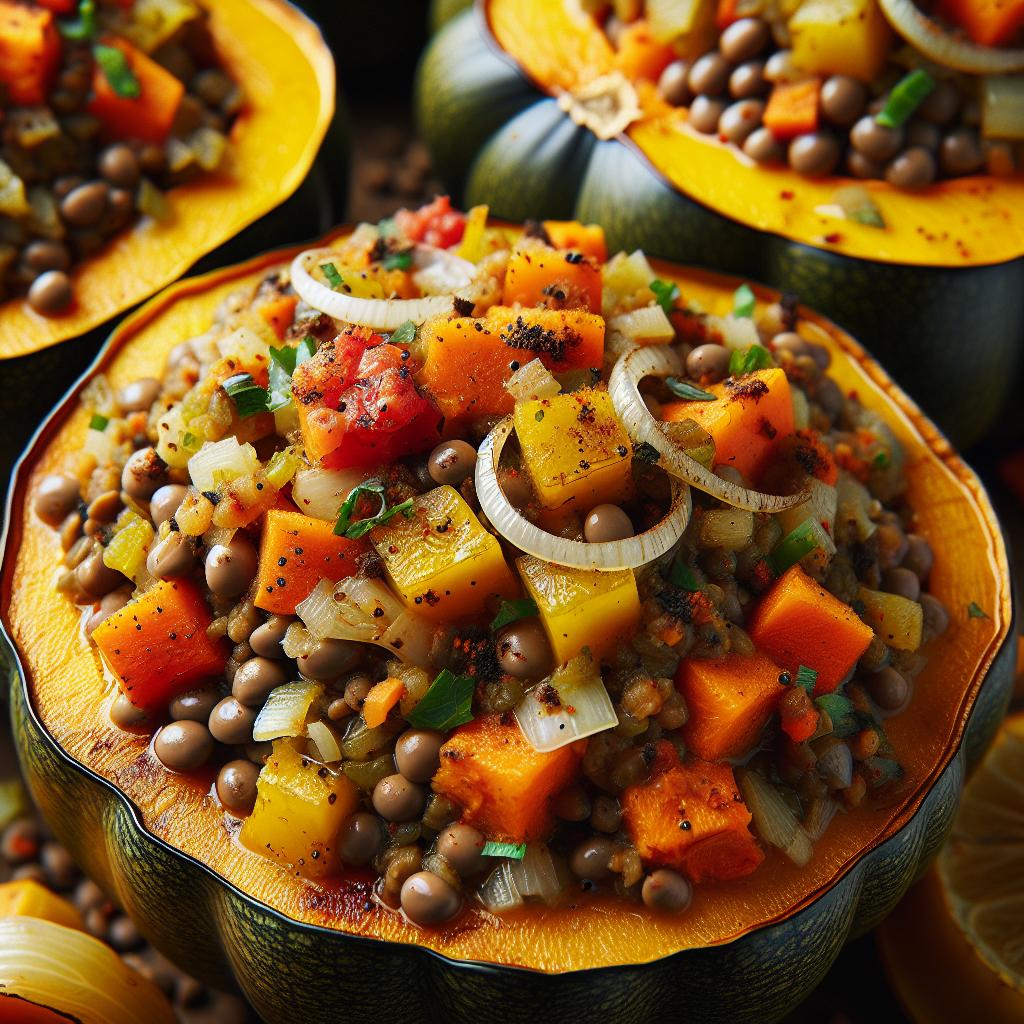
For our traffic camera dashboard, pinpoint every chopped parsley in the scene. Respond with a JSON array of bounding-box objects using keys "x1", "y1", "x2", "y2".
[
  {"x1": 732, "y1": 283, "x2": 756, "y2": 319},
  {"x1": 481, "y1": 841, "x2": 527, "y2": 859},
  {"x1": 490, "y1": 598, "x2": 539, "y2": 633},
  {"x1": 729, "y1": 344, "x2": 773, "y2": 376},
  {"x1": 93, "y1": 44, "x2": 140, "y2": 99},
  {"x1": 665, "y1": 377, "x2": 716, "y2": 402},
  {"x1": 814, "y1": 693, "x2": 858, "y2": 737},
  {"x1": 390, "y1": 320, "x2": 416, "y2": 346},
  {"x1": 406, "y1": 668, "x2": 475, "y2": 731},
  {"x1": 222, "y1": 373, "x2": 270, "y2": 419},
  {"x1": 268, "y1": 336, "x2": 316, "y2": 412},
  {"x1": 649, "y1": 278, "x2": 680, "y2": 316},
  {"x1": 333, "y1": 478, "x2": 415, "y2": 539},
  {"x1": 967, "y1": 601, "x2": 989, "y2": 620},
  {"x1": 669, "y1": 557, "x2": 700, "y2": 592}
]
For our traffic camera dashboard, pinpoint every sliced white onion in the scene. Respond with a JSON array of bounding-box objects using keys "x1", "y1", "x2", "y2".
[
  {"x1": 291, "y1": 467, "x2": 368, "y2": 521},
  {"x1": 478, "y1": 861, "x2": 524, "y2": 913},
  {"x1": 514, "y1": 653, "x2": 617, "y2": 753},
  {"x1": 188, "y1": 436, "x2": 260, "y2": 492},
  {"x1": 607, "y1": 304, "x2": 674, "y2": 343},
  {"x1": 509, "y1": 844, "x2": 562, "y2": 906},
  {"x1": 608, "y1": 346, "x2": 806, "y2": 513},
  {"x1": 290, "y1": 248, "x2": 459, "y2": 330},
  {"x1": 307, "y1": 720, "x2": 342, "y2": 763},
  {"x1": 252, "y1": 680, "x2": 323, "y2": 742},
  {"x1": 505, "y1": 358, "x2": 561, "y2": 401},
  {"x1": 738, "y1": 769, "x2": 814, "y2": 868},
  {"x1": 476, "y1": 417, "x2": 691, "y2": 571},
  {"x1": 878, "y1": 0, "x2": 1024, "y2": 74},
  {"x1": 380, "y1": 612, "x2": 437, "y2": 667}
]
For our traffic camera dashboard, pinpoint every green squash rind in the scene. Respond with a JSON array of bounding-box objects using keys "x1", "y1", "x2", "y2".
[{"x1": 415, "y1": 7, "x2": 1024, "y2": 449}]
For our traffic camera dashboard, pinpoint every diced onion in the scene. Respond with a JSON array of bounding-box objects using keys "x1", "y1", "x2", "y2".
[
  {"x1": 290, "y1": 246, "x2": 474, "y2": 330},
  {"x1": 514, "y1": 653, "x2": 617, "y2": 753},
  {"x1": 700, "y1": 508, "x2": 754, "y2": 551},
  {"x1": 307, "y1": 720, "x2": 342, "y2": 763},
  {"x1": 505, "y1": 358, "x2": 561, "y2": 401},
  {"x1": 608, "y1": 346, "x2": 806, "y2": 513},
  {"x1": 476, "y1": 416, "x2": 691, "y2": 571},
  {"x1": 878, "y1": 0, "x2": 1024, "y2": 74},
  {"x1": 252, "y1": 680, "x2": 323, "y2": 742},
  {"x1": 836, "y1": 473, "x2": 877, "y2": 542},
  {"x1": 84, "y1": 424, "x2": 115, "y2": 462},
  {"x1": 292, "y1": 467, "x2": 368, "y2": 521},
  {"x1": 155, "y1": 404, "x2": 190, "y2": 469},
  {"x1": 509, "y1": 844, "x2": 562, "y2": 906},
  {"x1": 188, "y1": 436, "x2": 260, "y2": 492},
  {"x1": 607, "y1": 304, "x2": 674, "y2": 343},
  {"x1": 380, "y1": 612, "x2": 438, "y2": 667},
  {"x1": 707, "y1": 313, "x2": 759, "y2": 351},
  {"x1": 777, "y1": 478, "x2": 838, "y2": 537},
  {"x1": 738, "y1": 769, "x2": 814, "y2": 868},
  {"x1": 478, "y1": 861, "x2": 524, "y2": 913}
]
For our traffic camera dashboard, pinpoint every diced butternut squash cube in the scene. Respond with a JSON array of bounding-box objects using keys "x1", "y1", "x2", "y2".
[
  {"x1": 432, "y1": 714, "x2": 582, "y2": 842},
  {"x1": 0, "y1": 2, "x2": 60, "y2": 106},
  {"x1": 763, "y1": 79, "x2": 821, "y2": 140},
  {"x1": 503, "y1": 245, "x2": 602, "y2": 313},
  {"x1": 788, "y1": 0, "x2": 892, "y2": 82},
  {"x1": 0, "y1": 880, "x2": 84, "y2": 931},
  {"x1": 856, "y1": 586, "x2": 923, "y2": 652},
  {"x1": 676, "y1": 653, "x2": 787, "y2": 761},
  {"x1": 255, "y1": 510, "x2": 370, "y2": 615},
  {"x1": 371, "y1": 486, "x2": 518, "y2": 622},
  {"x1": 542, "y1": 220, "x2": 608, "y2": 263},
  {"x1": 622, "y1": 760, "x2": 764, "y2": 882},
  {"x1": 240, "y1": 740, "x2": 359, "y2": 877},
  {"x1": 661, "y1": 368, "x2": 794, "y2": 482},
  {"x1": 92, "y1": 580, "x2": 227, "y2": 713},
  {"x1": 416, "y1": 306, "x2": 604, "y2": 423},
  {"x1": 514, "y1": 388, "x2": 633, "y2": 511},
  {"x1": 517, "y1": 554, "x2": 641, "y2": 665},
  {"x1": 749, "y1": 565, "x2": 874, "y2": 694}
]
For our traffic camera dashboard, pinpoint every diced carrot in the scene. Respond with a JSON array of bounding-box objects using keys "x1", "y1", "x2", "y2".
[
  {"x1": 254, "y1": 510, "x2": 370, "y2": 615},
  {"x1": 748, "y1": 565, "x2": 874, "y2": 694},
  {"x1": 542, "y1": 220, "x2": 608, "y2": 263},
  {"x1": 503, "y1": 246, "x2": 602, "y2": 314},
  {"x1": 92, "y1": 580, "x2": 227, "y2": 712},
  {"x1": 416, "y1": 306, "x2": 605, "y2": 423},
  {"x1": 676, "y1": 653, "x2": 787, "y2": 762},
  {"x1": 613, "y1": 18, "x2": 676, "y2": 82},
  {"x1": 661, "y1": 367, "x2": 795, "y2": 482},
  {"x1": 432, "y1": 715, "x2": 582, "y2": 843},
  {"x1": 0, "y1": 2, "x2": 60, "y2": 107},
  {"x1": 621, "y1": 760, "x2": 764, "y2": 882},
  {"x1": 780, "y1": 701, "x2": 820, "y2": 743},
  {"x1": 88, "y1": 36, "x2": 185, "y2": 144},
  {"x1": 362, "y1": 677, "x2": 406, "y2": 729},
  {"x1": 936, "y1": 0, "x2": 1024, "y2": 47},
  {"x1": 258, "y1": 294, "x2": 299, "y2": 340},
  {"x1": 764, "y1": 80, "x2": 821, "y2": 141}
]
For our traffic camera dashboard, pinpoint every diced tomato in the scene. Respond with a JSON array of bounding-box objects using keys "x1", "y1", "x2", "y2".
[
  {"x1": 394, "y1": 196, "x2": 467, "y2": 249},
  {"x1": 294, "y1": 328, "x2": 442, "y2": 469}
]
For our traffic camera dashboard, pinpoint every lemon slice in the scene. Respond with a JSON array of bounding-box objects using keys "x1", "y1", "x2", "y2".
[{"x1": 938, "y1": 713, "x2": 1024, "y2": 992}]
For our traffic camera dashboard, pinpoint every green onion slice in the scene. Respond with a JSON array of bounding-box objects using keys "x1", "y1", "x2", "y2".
[
  {"x1": 770, "y1": 519, "x2": 823, "y2": 575},
  {"x1": 649, "y1": 278, "x2": 680, "y2": 316},
  {"x1": 733, "y1": 283, "x2": 756, "y2": 318},
  {"x1": 93, "y1": 44, "x2": 141, "y2": 99},
  {"x1": 729, "y1": 344, "x2": 773, "y2": 377},
  {"x1": 876, "y1": 69, "x2": 935, "y2": 129},
  {"x1": 481, "y1": 841, "x2": 527, "y2": 860}
]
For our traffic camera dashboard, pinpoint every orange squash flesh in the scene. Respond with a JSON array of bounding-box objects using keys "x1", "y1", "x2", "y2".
[
  {"x1": 487, "y1": 0, "x2": 1024, "y2": 269},
  {"x1": 1, "y1": 229, "x2": 1012, "y2": 970},
  {"x1": 502, "y1": 247, "x2": 602, "y2": 313},
  {"x1": 542, "y1": 220, "x2": 608, "y2": 263},
  {"x1": 0, "y1": 0, "x2": 335, "y2": 359},
  {"x1": 0, "y1": 2, "x2": 59, "y2": 106}
]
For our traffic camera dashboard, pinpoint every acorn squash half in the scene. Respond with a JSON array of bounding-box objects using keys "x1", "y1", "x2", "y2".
[
  {"x1": 416, "y1": 0, "x2": 1024, "y2": 449},
  {"x1": 0, "y1": 229, "x2": 1015, "y2": 1024}
]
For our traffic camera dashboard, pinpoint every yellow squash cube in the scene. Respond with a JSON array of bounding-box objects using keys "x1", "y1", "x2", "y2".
[
  {"x1": 789, "y1": 0, "x2": 892, "y2": 82},
  {"x1": 513, "y1": 388, "x2": 633, "y2": 511},
  {"x1": 517, "y1": 554, "x2": 641, "y2": 665},
  {"x1": 240, "y1": 740, "x2": 359, "y2": 878},
  {"x1": 372, "y1": 485, "x2": 518, "y2": 622},
  {"x1": 857, "y1": 586, "x2": 923, "y2": 652},
  {"x1": 0, "y1": 880, "x2": 84, "y2": 930}
]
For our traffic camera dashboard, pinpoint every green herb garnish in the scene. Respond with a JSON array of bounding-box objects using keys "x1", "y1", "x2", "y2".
[
  {"x1": 873, "y1": 451, "x2": 890, "y2": 468},
  {"x1": 876, "y1": 69, "x2": 935, "y2": 129},
  {"x1": 59, "y1": 0, "x2": 97, "y2": 41},
  {"x1": 93, "y1": 44, "x2": 141, "y2": 99},
  {"x1": 333, "y1": 478, "x2": 415, "y2": 538},
  {"x1": 88, "y1": 413, "x2": 109, "y2": 431},
  {"x1": 390, "y1": 320, "x2": 416, "y2": 346},
  {"x1": 633, "y1": 440, "x2": 660, "y2": 464},
  {"x1": 770, "y1": 519, "x2": 822, "y2": 575},
  {"x1": 182, "y1": 431, "x2": 200, "y2": 452},
  {"x1": 320, "y1": 262, "x2": 343, "y2": 289},
  {"x1": 794, "y1": 665, "x2": 818, "y2": 693},
  {"x1": 534, "y1": 410, "x2": 544, "y2": 422},
  {"x1": 490, "y1": 598, "x2": 539, "y2": 633},
  {"x1": 814, "y1": 693, "x2": 858, "y2": 737},
  {"x1": 665, "y1": 377, "x2": 716, "y2": 402},
  {"x1": 406, "y1": 668, "x2": 476, "y2": 731},
  {"x1": 268, "y1": 336, "x2": 316, "y2": 412},
  {"x1": 481, "y1": 841, "x2": 527, "y2": 859},
  {"x1": 967, "y1": 601, "x2": 990, "y2": 620},
  {"x1": 669, "y1": 557, "x2": 700, "y2": 592},
  {"x1": 729, "y1": 344, "x2": 773, "y2": 377},
  {"x1": 222, "y1": 373, "x2": 270, "y2": 419},
  {"x1": 650, "y1": 278, "x2": 680, "y2": 316},
  {"x1": 383, "y1": 250, "x2": 413, "y2": 271},
  {"x1": 733, "y1": 283, "x2": 756, "y2": 319}
]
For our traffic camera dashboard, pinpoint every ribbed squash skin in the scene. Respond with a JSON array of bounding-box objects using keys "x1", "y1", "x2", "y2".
[
  {"x1": 0, "y1": 231, "x2": 1015, "y2": 1024},
  {"x1": 415, "y1": 4, "x2": 1024, "y2": 448}
]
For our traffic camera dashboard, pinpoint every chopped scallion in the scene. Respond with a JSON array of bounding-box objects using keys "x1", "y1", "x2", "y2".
[
  {"x1": 383, "y1": 250, "x2": 413, "y2": 271},
  {"x1": 93, "y1": 44, "x2": 140, "y2": 99},
  {"x1": 88, "y1": 413, "x2": 108, "y2": 431},
  {"x1": 59, "y1": 0, "x2": 96, "y2": 41},
  {"x1": 481, "y1": 841, "x2": 527, "y2": 860},
  {"x1": 814, "y1": 693, "x2": 859, "y2": 737},
  {"x1": 320, "y1": 262, "x2": 343, "y2": 289},
  {"x1": 770, "y1": 519, "x2": 822, "y2": 575},
  {"x1": 733, "y1": 283, "x2": 756, "y2": 318},
  {"x1": 794, "y1": 665, "x2": 818, "y2": 693},
  {"x1": 876, "y1": 69, "x2": 935, "y2": 129},
  {"x1": 665, "y1": 377, "x2": 716, "y2": 401},
  {"x1": 406, "y1": 668, "x2": 475, "y2": 731}
]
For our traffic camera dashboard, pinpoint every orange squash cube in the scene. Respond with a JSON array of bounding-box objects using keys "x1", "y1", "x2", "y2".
[
  {"x1": 542, "y1": 220, "x2": 608, "y2": 263},
  {"x1": 749, "y1": 565, "x2": 874, "y2": 694},
  {"x1": 503, "y1": 246, "x2": 602, "y2": 314},
  {"x1": 676, "y1": 653, "x2": 787, "y2": 761},
  {"x1": 432, "y1": 715, "x2": 582, "y2": 843},
  {"x1": 622, "y1": 760, "x2": 764, "y2": 882},
  {"x1": 0, "y1": 2, "x2": 60, "y2": 106},
  {"x1": 936, "y1": 0, "x2": 1024, "y2": 47},
  {"x1": 661, "y1": 367, "x2": 795, "y2": 482}
]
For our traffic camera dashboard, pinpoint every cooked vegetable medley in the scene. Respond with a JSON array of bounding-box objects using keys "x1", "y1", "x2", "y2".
[
  {"x1": 0, "y1": 0, "x2": 241, "y2": 314},
  {"x1": 38, "y1": 198, "x2": 950, "y2": 927},
  {"x1": 591, "y1": 0, "x2": 1024, "y2": 190}
]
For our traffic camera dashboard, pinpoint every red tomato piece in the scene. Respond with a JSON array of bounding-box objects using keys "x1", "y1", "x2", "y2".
[{"x1": 394, "y1": 195, "x2": 466, "y2": 249}]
